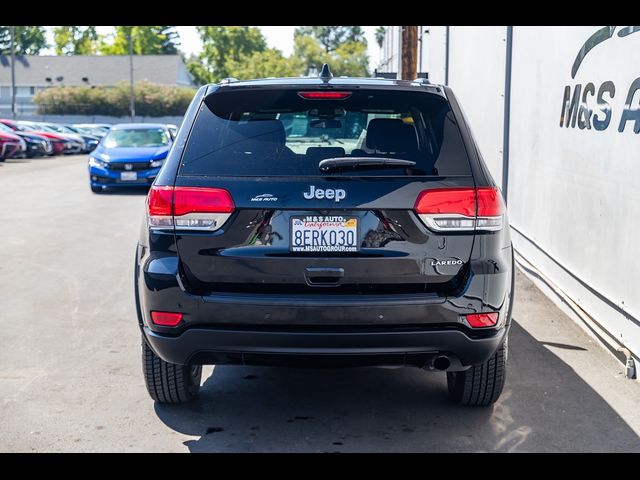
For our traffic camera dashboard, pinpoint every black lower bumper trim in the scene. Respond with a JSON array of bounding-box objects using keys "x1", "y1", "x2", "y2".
[{"x1": 142, "y1": 326, "x2": 507, "y2": 369}]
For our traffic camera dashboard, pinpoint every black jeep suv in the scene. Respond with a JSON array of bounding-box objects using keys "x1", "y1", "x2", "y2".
[{"x1": 135, "y1": 66, "x2": 514, "y2": 406}]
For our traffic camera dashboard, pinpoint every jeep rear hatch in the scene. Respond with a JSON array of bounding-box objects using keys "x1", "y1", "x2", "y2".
[{"x1": 154, "y1": 86, "x2": 502, "y2": 296}]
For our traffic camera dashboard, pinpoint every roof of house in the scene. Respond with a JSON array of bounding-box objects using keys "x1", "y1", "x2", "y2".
[{"x1": 0, "y1": 55, "x2": 195, "y2": 88}]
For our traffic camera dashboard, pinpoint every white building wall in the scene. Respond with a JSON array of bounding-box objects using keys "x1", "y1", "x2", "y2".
[
  {"x1": 424, "y1": 25, "x2": 640, "y2": 358},
  {"x1": 378, "y1": 26, "x2": 402, "y2": 74},
  {"x1": 448, "y1": 26, "x2": 507, "y2": 185},
  {"x1": 424, "y1": 26, "x2": 447, "y2": 84}
]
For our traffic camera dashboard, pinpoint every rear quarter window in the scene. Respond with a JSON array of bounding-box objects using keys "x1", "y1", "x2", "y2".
[{"x1": 180, "y1": 88, "x2": 472, "y2": 177}]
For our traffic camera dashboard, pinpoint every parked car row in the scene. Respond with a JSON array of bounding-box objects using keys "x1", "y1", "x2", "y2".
[{"x1": 0, "y1": 120, "x2": 110, "y2": 161}]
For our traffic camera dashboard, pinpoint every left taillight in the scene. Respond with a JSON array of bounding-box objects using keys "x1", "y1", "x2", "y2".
[
  {"x1": 414, "y1": 187, "x2": 504, "y2": 232},
  {"x1": 147, "y1": 186, "x2": 234, "y2": 231}
]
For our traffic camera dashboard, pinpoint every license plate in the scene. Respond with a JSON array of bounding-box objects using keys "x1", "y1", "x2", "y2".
[
  {"x1": 290, "y1": 215, "x2": 359, "y2": 252},
  {"x1": 120, "y1": 172, "x2": 137, "y2": 181}
]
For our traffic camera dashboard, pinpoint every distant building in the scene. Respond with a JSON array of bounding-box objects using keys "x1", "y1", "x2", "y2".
[{"x1": 0, "y1": 55, "x2": 196, "y2": 114}]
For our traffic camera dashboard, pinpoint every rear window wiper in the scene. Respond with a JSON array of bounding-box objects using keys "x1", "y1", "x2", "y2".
[{"x1": 319, "y1": 157, "x2": 416, "y2": 172}]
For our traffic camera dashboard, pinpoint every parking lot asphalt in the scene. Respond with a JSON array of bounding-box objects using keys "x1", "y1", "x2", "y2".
[{"x1": 1, "y1": 154, "x2": 639, "y2": 452}]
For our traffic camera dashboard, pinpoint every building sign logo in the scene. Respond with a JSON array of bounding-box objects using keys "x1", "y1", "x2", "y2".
[{"x1": 560, "y1": 26, "x2": 640, "y2": 133}]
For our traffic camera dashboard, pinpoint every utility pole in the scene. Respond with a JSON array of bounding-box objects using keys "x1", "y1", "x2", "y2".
[
  {"x1": 128, "y1": 28, "x2": 135, "y2": 121},
  {"x1": 401, "y1": 26, "x2": 418, "y2": 80},
  {"x1": 10, "y1": 26, "x2": 17, "y2": 119}
]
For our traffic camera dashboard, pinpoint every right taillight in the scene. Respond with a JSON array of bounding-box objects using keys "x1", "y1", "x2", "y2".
[
  {"x1": 147, "y1": 186, "x2": 235, "y2": 231},
  {"x1": 414, "y1": 187, "x2": 504, "y2": 232}
]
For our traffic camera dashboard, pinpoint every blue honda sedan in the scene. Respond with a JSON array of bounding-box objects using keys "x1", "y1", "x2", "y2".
[{"x1": 88, "y1": 123, "x2": 174, "y2": 193}]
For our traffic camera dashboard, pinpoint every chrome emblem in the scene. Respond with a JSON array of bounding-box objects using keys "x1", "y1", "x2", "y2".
[{"x1": 303, "y1": 185, "x2": 346, "y2": 203}]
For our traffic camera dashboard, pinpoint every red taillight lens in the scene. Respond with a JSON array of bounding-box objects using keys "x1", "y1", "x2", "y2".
[
  {"x1": 147, "y1": 186, "x2": 235, "y2": 231},
  {"x1": 414, "y1": 188, "x2": 476, "y2": 216},
  {"x1": 414, "y1": 187, "x2": 504, "y2": 232},
  {"x1": 151, "y1": 311, "x2": 183, "y2": 327},
  {"x1": 173, "y1": 187, "x2": 235, "y2": 215},
  {"x1": 465, "y1": 312, "x2": 499, "y2": 328},
  {"x1": 297, "y1": 91, "x2": 352, "y2": 100},
  {"x1": 147, "y1": 186, "x2": 173, "y2": 216},
  {"x1": 476, "y1": 187, "x2": 504, "y2": 216}
]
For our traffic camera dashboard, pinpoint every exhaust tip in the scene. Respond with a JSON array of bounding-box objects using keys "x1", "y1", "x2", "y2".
[{"x1": 432, "y1": 355, "x2": 451, "y2": 371}]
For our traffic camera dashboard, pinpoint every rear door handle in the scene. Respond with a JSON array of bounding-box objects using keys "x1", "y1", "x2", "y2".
[{"x1": 304, "y1": 267, "x2": 344, "y2": 285}]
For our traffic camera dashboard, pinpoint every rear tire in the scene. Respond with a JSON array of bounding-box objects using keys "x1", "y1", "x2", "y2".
[
  {"x1": 446, "y1": 336, "x2": 507, "y2": 406},
  {"x1": 142, "y1": 339, "x2": 202, "y2": 403},
  {"x1": 90, "y1": 185, "x2": 102, "y2": 193}
]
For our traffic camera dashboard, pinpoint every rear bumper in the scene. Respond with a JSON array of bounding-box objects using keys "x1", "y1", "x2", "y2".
[
  {"x1": 142, "y1": 324, "x2": 508, "y2": 369},
  {"x1": 136, "y1": 232, "x2": 514, "y2": 370}
]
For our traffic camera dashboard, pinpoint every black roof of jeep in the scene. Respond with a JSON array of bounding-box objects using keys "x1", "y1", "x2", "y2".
[{"x1": 205, "y1": 76, "x2": 446, "y2": 96}]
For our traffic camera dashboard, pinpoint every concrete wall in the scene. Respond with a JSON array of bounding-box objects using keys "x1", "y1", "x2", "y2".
[{"x1": 425, "y1": 26, "x2": 640, "y2": 358}]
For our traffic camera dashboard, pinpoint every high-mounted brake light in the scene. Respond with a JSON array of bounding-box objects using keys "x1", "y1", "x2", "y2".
[
  {"x1": 297, "y1": 91, "x2": 352, "y2": 100},
  {"x1": 465, "y1": 312, "x2": 499, "y2": 328},
  {"x1": 414, "y1": 187, "x2": 504, "y2": 232},
  {"x1": 147, "y1": 186, "x2": 235, "y2": 231}
]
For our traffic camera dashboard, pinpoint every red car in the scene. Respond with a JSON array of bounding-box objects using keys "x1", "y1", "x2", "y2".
[
  {"x1": 0, "y1": 130, "x2": 22, "y2": 162},
  {"x1": 0, "y1": 119, "x2": 71, "y2": 155}
]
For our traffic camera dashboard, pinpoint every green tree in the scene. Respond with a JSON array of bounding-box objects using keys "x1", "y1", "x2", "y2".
[
  {"x1": 0, "y1": 26, "x2": 47, "y2": 55},
  {"x1": 187, "y1": 26, "x2": 267, "y2": 84},
  {"x1": 332, "y1": 40, "x2": 370, "y2": 77},
  {"x1": 294, "y1": 26, "x2": 366, "y2": 53},
  {"x1": 292, "y1": 34, "x2": 330, "y2": 74},
  {"x1": 226, "y1": 48, "x2": 302, "y2": 80},
  {"x1": 293, "y1": 34, "x2": 369, "y2": 77},
  {"x1": 375, "y1": 27, "x2": 386, "y2": 48},
  {"x1": 53, "y1": 26, "x2": 98, "y2": 55},
  {"x1": 100, "y1": 26, "x2": 180, "y2": 55}
]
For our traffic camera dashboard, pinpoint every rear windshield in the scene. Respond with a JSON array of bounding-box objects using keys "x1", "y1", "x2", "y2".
[{"x1": 180, "y1": 88, "x2": 471, "y2": 177}]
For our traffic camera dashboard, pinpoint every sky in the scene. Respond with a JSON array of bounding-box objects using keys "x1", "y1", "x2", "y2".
[{"x1": 45, "y1": 26, "x2": 383, "y2": 70}]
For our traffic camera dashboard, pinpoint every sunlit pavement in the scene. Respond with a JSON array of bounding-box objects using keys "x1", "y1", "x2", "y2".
[{"x1": 1, "y1": 155, "x2": 639, "y2": 452}]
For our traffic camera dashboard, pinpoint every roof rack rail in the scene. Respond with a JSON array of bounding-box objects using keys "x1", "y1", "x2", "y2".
[
  {"x1": 219, "y1": 77, "x2": 238, "y2": 84},
  {"x1": 413, "y1": 77, "x2": 431, "y2": 84}
]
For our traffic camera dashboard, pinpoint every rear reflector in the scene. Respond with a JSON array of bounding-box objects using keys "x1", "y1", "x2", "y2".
[
  {"x1": 298, "y1": 91, "x2": 352, "y2": 100},
  {"x1": 414, "y1": 187, "x2": 504, "y2": 232},
  {"x1": 147, "y1": 186, "x2": 234, "y2": 231},
  {"x1": 150, "y1": 311, "x2": 183, "y2": 327},
  {"x1": 466, "y1": 312, "x2": 499, "y2": 328}
]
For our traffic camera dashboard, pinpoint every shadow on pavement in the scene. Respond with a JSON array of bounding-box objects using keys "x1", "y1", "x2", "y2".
[{"x1": 154, "y1": 321, "x2": 640, "y2": 452}]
